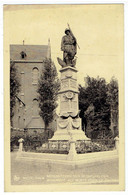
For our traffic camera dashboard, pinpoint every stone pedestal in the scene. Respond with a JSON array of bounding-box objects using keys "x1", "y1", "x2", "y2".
[{"x1": 50, "y1": 66, "x2": 90, "y2": 142}]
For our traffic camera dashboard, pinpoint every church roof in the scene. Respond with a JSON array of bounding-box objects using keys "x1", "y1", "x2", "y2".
[
  {"x1": 10, "y1": 44, "x2": 49, "y2": 61},
  {"x1": 26, "y1": 117, "x2": 44, "y2": 128}
]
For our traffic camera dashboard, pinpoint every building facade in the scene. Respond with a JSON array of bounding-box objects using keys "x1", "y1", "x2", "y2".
[{"x1": 10, "y1": 43, "x2": 57, "y2": 134}]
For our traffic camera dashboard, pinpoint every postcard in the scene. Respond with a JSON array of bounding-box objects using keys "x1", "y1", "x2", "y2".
[{"x1": 4, "y1": 4, "x2": 124, "y2": 192}]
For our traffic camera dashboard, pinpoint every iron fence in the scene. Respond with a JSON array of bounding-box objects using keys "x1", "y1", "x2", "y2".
[
  {"x1": 35, "y1": 139, "x2": 115, "y2": 154},
  {"x1": 76, "y1": 139, "x2": 115, "y2": 153}
]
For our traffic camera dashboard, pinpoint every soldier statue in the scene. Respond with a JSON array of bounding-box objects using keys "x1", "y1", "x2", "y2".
[
  {"x1": 57, "y1": 24, "x2": 79, "y2": 67},
  {"x1": 61, "y1": 28, "x2": 77, "y2": 65}
]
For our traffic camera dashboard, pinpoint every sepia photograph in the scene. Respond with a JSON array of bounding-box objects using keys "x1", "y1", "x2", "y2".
[{"x1": 4, "y1": 3, "x2": 125, "y2": 192}]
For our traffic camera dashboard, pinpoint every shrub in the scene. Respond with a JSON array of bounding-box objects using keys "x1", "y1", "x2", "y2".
[{"x1": 10, "y1": 128, "x2": 51, "y2": 152}]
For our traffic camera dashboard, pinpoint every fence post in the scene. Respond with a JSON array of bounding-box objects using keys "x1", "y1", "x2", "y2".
[
  {"x1": 114, "y1": 136, "x2": 119, "y2": 151},
  {"x1": 18, "y1": 138, "x2": 24, "y2": 152},
  {"x1": 67, "y1": 140, "x2": 77, "y2": 160}
]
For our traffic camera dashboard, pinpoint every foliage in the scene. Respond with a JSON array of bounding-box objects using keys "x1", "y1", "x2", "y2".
[
  {"x1": 11, "y1": 129, "x2": 25, "y2": 151},
  {"x1": 37, "y1": 58, "x2": 60, "y2": 130},
  {"x1": 10, "y1": 129, "x2": 51, "y2": 151},
  {"x1": 79, "y1": 76, "x2": 118, "y2": 139},
  {"x1": 10, "y1": 60, "x2": 20, "y2": 124},
  {"x1": 107, "y1": 77, "x2": 118, "y2": 106},
  {"x1": 76, "y1": 139, "x2": 115, "y2": 154},
  {"x1": 107, "y1": 77, "x2": 119, "y2": 136}
]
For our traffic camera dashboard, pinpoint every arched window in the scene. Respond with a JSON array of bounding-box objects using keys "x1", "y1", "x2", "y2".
[
  {"x1": 32, "y1": 99, "x2": 39, "y2": 116},
  {"x1": 32, "y1": 67, "x2": 39, "y2": 84}
]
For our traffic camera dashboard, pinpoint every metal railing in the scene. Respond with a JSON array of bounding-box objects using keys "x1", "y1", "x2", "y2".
[
  {"x1": 35, "y1": 139, "x2": 115, "y2": 154},
  {"x1": 76, "y1": 139, "x2": 115, "y2": 153}
]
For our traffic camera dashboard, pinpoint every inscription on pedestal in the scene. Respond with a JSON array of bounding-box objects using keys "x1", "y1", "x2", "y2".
[
  {"x1": 60, "y1": 101, "x2": 70, "y2": 111},
  {"x1": 71, "y1": 101, "x2": 77, "y2": 109}
]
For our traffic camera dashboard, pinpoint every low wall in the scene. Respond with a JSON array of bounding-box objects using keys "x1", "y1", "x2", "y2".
[{"x1": 16, "y1": 149, "x2": 118, "y2": 169}]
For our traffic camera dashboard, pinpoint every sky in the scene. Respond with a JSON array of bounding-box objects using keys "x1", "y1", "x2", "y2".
[{"x1": 4, "y1": 4, "x2": 124, "y2": 85}]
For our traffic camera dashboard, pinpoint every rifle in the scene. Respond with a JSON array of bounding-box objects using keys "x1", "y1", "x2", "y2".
[{"x1": 67, "y1": 23, "x2": 80, "y2": 49}]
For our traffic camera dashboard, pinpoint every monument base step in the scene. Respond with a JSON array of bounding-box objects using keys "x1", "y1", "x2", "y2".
[{"x1": 50, "y1": 129, "x2": 90, "y2": 141}]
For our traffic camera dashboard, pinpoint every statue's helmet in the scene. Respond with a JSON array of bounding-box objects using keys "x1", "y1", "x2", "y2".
[{"x1": 65, "y1": 28, "x2": 70, "y2": 34}]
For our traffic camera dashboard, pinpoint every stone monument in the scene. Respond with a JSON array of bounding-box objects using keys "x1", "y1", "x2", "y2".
[{"x1": 51, "y1": 26, "x2": 90, "y2": 142}]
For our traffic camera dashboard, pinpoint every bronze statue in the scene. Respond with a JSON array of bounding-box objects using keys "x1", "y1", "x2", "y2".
[
  {"x1": 57, "y1": 24, "x2": 79, "y2": 68},
  {"x1": 61, "y1": 28, "x2": 77, "y2": 64}
]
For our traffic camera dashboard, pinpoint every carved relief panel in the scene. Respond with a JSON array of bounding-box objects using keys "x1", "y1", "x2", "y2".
[
  {"x1": 61, "y1": 80, "x2": 69, "y2": 90},
  {"x1": 60, "y1": 92, "x2": 78, "y2": 113},
  {"x1": 70, "y1": 79, "x2": 77, "y2": 89}
]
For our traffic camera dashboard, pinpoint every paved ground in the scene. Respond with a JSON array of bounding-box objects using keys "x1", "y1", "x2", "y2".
[{"x1": 11, "y1": 152, "x2": 119, "y2": 185}]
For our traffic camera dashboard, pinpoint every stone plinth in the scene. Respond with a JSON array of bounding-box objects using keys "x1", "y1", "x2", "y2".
[
  {"x1": 59, "y1": 66, "x2": 78, "y2": 116},
  {"x1": 50, "y1": 66, "x2": 90, "y2": 142}
]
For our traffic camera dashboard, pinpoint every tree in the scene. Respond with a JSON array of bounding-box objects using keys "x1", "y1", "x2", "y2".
[
  {"x1": 37, "y1": 58, "x2": 60, "y2": 131},
  {"x1": 107, "y1": 77, "x2": 118, "y2": 137},
  {"x1": 10, "y1": 60, "x2": 20, "y2": 125},
  {"x1": 79, "y1": 76, "x2": 111, "y2": 139}
]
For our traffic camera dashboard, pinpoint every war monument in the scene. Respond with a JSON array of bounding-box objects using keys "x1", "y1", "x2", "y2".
[{"x1": 51, "y1": 25, "x2": 90, "y2": 144}]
